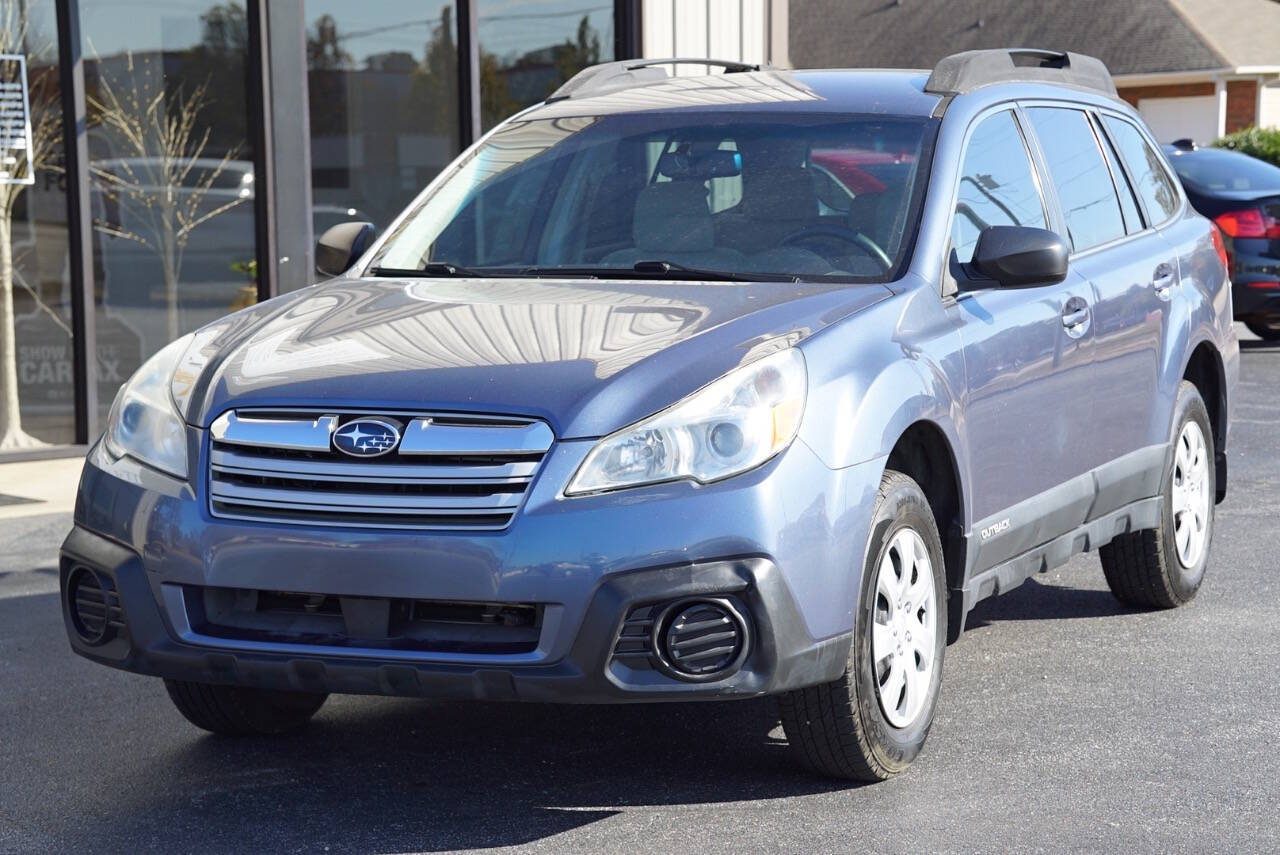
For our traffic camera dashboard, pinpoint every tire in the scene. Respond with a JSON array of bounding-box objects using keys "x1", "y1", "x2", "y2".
[
  {"x1": 1244, "y1": 319, "x2": 1280, "y2": 341},
  {"x1": 1099, "y1": 380, "x2": 1215, "y2": 609},
  {"x1": 778, "y1": 470, "x2": 947, "y2": 781},
  {"x1": 164, "y1": 679, "x2": 328, "y2": 736}
]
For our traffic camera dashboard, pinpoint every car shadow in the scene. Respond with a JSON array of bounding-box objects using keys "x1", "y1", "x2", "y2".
[
  {"x1": 85, "y1": 685, "x2": 859, "y2": 851},
  {"x1": 964, "y1": 577, "x2": 1138, "y2": 629}
]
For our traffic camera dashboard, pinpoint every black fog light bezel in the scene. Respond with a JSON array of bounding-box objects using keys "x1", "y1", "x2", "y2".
[
  {"x1": 66, "y1": 565, "x2": 117, "y2": 646},
  {"x1": 650, "y1": 596, "x2": 751, "y2": 683}
]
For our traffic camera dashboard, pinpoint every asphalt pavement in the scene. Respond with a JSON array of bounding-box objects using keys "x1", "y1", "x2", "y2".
[{"x1": 2, "y1": 329, "x2": 1278, "y2": 854}]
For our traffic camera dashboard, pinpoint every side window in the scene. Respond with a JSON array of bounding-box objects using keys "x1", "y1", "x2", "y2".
[
  {"x1": 1102, "y1": 115, "x2": 1180, "y2": 224},
  {"x1": 951, "y1": 110, "x2": 1047, "y2": 265},
  {"x1": 1025, "y1": 107, "x2": 1126, "y2": 252},
  {"x1": 1093, "y1": 115, "x2": 1144, "y2": 234}
]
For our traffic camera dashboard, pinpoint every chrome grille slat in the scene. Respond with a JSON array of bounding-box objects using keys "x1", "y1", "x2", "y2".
[
  {"x1": 210, "y1": 448, "x2": 539, "y2": 482},
  {"x1": 210, "y1": 480, "x2": 526, "y2": 510},
  {"x1": 207, "y1": 409, "x2": 552, "y2": 530}
]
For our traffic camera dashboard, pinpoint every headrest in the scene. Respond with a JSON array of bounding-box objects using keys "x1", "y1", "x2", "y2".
[
  {"x1": 740, "y1": 167, "x2": 817, "y2": 220},
  {"x1": 632, "y1": 182, "x2": 714, "y2": 252}
]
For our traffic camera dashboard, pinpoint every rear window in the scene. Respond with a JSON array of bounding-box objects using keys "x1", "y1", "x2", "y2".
[
  {"x1": 1102, "y1": 116, "x2": 1180, "y2": 223},
  {"x1": 1166, "y1": 147, "x2": 1280, "y2": 194}
]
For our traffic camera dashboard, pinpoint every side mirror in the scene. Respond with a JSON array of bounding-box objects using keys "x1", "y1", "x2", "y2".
[
  {"x1": 971, "y1": 225, "x2": 1068, "y2": 288},
  {"x1": 316, "y1": 221, "x2": 377, "y2": 277}
]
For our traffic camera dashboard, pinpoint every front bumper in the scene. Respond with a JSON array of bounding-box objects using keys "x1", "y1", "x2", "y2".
[{"x1": 61, "y1": 435, "x2": 876, "y2": 702}]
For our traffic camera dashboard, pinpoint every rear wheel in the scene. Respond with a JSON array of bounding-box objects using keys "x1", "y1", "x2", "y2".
[
  {"x1": 778, "y1": 470, "x2": 946, "y2": 780},
  {"x1": 1099, "y1": 381, "x2": 1214, "y2": 608},
  {"x1": 164, "y1": 679, "x2": 327, "y2": 735},
  {"x1": 1245, "y1": 319, "x2": 1280, "y2": 341}
]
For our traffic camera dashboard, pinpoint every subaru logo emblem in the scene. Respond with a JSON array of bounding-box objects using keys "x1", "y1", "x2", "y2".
[{"x1": 332, "y1": 418, "x2": 401, "y2": 458}]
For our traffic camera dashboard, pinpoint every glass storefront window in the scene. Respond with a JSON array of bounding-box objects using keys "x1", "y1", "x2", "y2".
[
  {"x1": 0, "y1": 0, "x2": 73, "y2": 449},
  {"x1": 306, "y1": 1, "x2": 460, "y2": 248},
  {"x1": 80, "y1": 0, "x2": 260, "y2": 426},
  {"x1": 477, "y1": 1, "x2": 614, "y2": 132}
]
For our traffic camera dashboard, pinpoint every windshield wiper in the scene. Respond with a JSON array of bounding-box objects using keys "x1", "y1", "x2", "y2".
[
  {"x1": 628, "y1": 260, "x2": 775, "y2": 282},
  {"x1": 368, "y1": 262, "x2": 486, "y2": 278},
  {"x1": 518, "y1": 261, "x2": 795, "y2": 283}
]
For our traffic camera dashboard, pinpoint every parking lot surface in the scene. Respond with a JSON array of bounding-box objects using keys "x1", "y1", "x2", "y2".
[{"x1": 2, "y1": 330, "x2": 1278, "y2": 854}]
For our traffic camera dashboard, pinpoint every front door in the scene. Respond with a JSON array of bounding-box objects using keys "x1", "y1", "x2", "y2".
[{"x1": 947, "y1": 108, "x2": 1097, "y2": 571}]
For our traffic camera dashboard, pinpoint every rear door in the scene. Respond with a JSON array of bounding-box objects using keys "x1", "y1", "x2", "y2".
[
  {"x1": 948, "y1": 107, "x2": 1097, "y2": 569},
  {"x1": 1021, "y1": 106, "x2": 1177, "y2": 506}
]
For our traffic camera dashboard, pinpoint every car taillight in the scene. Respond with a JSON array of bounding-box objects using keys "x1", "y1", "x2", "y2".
[
  {"x1": 1214, "y1": 208, "x2": 1280, "y2": 239},
  {"x1": 1209, "y1": 227, "x2": 1229, "y2": 273}
]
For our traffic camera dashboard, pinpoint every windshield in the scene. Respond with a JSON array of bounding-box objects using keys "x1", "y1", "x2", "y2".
[
  {"x1": 1169, "y1": 149, "x2": 1280, "y2": 193},
  {"x1": 369, "y1": 112, "x2": 936, "y2": 281}
]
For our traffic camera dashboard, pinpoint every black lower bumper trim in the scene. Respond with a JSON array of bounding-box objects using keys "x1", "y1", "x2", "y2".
[{"x1": 59, "y1": 525, "x2": 850, "y2": 703}]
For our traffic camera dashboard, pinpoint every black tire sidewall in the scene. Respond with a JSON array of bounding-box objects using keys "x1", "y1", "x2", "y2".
[
  {"x1": 1161, "y1": 382, "x2": 1215, "y2": 599},
  {"x1": 1245, "y1": 320, "x2": 1280, "y2": 341},
  {"x1": 851, "y1": 475, "x2": 947, "y2": 771}
]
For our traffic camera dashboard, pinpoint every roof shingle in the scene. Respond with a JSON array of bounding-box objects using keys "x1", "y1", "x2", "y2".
[{"x1": 788, "y1": 0, "x2": 1230, "y2": 76}]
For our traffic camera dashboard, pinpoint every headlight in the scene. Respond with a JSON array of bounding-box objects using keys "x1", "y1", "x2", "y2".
[
  {"x1": 566, "y1": 348, "x2": 806, "y2": 495},
  {"x1": 104, "y1": 334, "x2": 193, "y2": 478}
]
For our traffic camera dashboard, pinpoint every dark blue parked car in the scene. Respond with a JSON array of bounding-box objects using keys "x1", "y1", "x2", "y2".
[
  {"x1": 1163, "y1": 140, "x2": 1280, "y2": 340},
  {"x1": 61, "y1": 50, "x2": 1238, "y2": 780}
]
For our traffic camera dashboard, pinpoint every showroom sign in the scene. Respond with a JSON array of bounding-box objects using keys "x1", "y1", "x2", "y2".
[{"x1": 0, "y1": 54, "x2": 34, "y2": 185}]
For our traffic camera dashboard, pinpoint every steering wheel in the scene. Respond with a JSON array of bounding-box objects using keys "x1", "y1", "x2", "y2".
[{"x1": 781, "y1": 224, "x2": 893, "y2": 271}]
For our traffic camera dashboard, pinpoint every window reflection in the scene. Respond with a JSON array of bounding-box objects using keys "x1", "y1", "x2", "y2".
[
  {"x1": 1, "y1": 0, "x2": 74, "y2": 447},
  {"x1": 81, "y1": 0, "x2": 259, "y2": 425},
  {"x1": 306, "y1": 0, "x2": 460, "y2": 260},
  {"x1": 478, "y1": 1, "x2": 613, "y2": 131}
]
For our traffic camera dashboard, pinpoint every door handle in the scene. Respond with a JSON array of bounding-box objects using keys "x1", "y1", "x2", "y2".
[
  {"x1": 1061, "y1": 306, "x2": 1090, "y2": 329},
  {"x1": 1061, "y1": 296, "x2": 1091, "y2": 339},
  {"x1": 1152, "y1": 262, "x2": 1175, "y2": 299}
]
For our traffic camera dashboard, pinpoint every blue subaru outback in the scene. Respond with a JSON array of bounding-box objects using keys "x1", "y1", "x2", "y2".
[{"x1": 61, "y1": 50, "x2": 1238, "y2": 780}]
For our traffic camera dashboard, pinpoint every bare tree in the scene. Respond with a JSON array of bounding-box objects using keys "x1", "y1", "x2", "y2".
[
  {"x1": 88, "y1": 51, "x2": 247, "y2": 342},
  {"x1": 0, "y1": 6, "x2": 63, "y2": 450}
]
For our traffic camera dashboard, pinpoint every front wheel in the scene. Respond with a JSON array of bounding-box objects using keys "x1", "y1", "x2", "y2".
[
  {"x1": 778, "y1": 470, "x2": 946, "y2": 780},
  {"x1": 1099, "y1": 380, "x2": 1215, "y2": 608},
  {"x1": 1244, "y1": 319, "x2": 1280, "y2": 341},
  {"x1": 164, "y1": 679, "x2": 328, "y2": 735}
]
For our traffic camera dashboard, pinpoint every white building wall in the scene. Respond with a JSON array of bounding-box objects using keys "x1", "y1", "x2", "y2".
[
  {"x1": 1259, "y1": 81, "x2": 1280, "y2": 129},
  {"x1": 641, "y1": 0, "x2": 787, "y2": 68},
  {"x1": 1138, "y1": 96, "x2": 1221, "y2": 144}
]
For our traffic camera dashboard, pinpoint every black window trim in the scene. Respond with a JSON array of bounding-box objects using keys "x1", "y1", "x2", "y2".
[
  {"x1": 1093, "y1": 108, "x2": 1185, "y2": 231},
  {"x1": 1019, "y1": 102, "x2": 1132, "y2": 256},
  {"x1": 1088, "y1": 110, "x2": 1146, "y2": 235}
]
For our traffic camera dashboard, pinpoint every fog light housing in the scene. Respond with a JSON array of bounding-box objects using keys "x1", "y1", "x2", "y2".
[
  {"x1": 652, "y1": 597, "x2": 750, "y2": 682},
  {"x1": 66, "y1": 566, "x2": 121, "y2": 646}
]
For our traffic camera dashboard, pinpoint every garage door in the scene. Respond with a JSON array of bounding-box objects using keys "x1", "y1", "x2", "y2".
[{"x1": 1137, "y1": 96, "x2": 1219, "y2": 145}]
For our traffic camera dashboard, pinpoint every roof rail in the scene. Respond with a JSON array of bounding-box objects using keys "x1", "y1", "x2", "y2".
[
  {"x1": 924, "y1": 48, "x2": 1117, "y2": 97},
  {"x1": 546, "y1": 57, "x2": 767, "y2": 103}
]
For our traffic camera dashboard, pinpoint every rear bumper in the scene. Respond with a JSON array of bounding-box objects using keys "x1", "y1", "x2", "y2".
[{"x1": 1231, "y1": 267, "x2": 1280, "y2": 318}]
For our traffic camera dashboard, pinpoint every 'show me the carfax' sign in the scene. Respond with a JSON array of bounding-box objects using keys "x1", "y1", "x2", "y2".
[{"x1": 0, "y1": 54, "x2": 34, "y2": 185}]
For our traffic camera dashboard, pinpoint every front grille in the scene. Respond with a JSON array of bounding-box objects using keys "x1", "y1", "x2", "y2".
[
  {"x1": 207, "y1": 409, "x2": 554, "y2": 530},
  {"x1": 185, "y1": 586, "x2": 542, "y2": 654}
]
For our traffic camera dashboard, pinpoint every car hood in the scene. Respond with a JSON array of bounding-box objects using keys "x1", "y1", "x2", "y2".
[{"x1": 185, "y1": 276, "x2": 891, "y2": 438}]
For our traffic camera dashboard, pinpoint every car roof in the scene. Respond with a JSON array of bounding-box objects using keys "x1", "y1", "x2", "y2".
[{"x1": 523, "y1": 68, "x2": 945, "y2": 120}]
